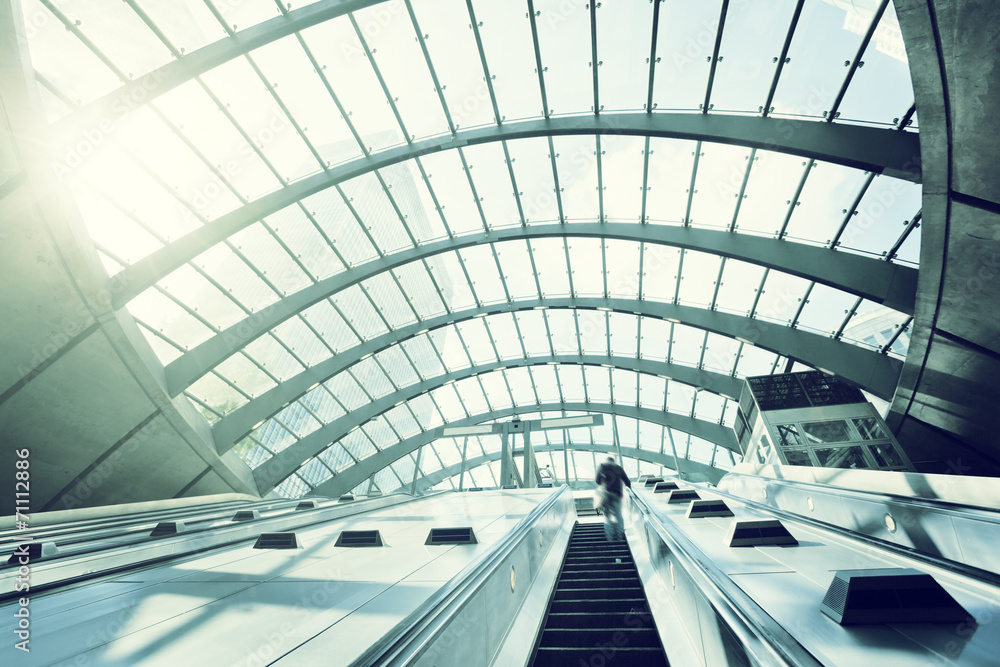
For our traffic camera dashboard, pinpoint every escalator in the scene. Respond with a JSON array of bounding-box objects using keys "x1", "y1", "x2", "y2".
[{"x1": 529, "y1": 521, "x2": 669, "y2": 666}]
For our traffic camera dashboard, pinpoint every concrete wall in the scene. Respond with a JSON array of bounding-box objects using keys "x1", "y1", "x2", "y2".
[
  {"x1": 0, "y1": 2, "x2": 258, "y2": 515},
  {"x1": 890, "y1": 0, "x2": 1000, "y2": 476}
]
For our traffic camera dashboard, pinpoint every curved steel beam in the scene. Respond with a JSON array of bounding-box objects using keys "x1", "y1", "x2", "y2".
[
  {"x1": 409, "y1": 443, "x2": 726, "y2": 494},
  {"x1": 167, "y1": 224, "x2": 916, "y2": 395},
  {"x1": 254, "y1": 400, "x2": 736, "y2": 493},
  {"x1": 203, "y1": 297, "x2": 900, "y2": 449},
  {"x1": 54, "y1": 0, "x2": 384, "y2": 142},
  {"x1": 111, "y1": 114, "x2": 921, "y2": 307},
  {"x1": 215, "y1": 350, "x2": 742, "y2": 452}
]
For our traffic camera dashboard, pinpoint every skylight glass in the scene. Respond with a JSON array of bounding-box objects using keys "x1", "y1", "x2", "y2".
[{"x1": 22, "y1": 0, "x2": 920, "y2": 495}]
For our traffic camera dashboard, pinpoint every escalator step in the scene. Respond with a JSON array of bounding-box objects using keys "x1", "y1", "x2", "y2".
[
  {"x1": 549, "y1": 598, "x2": 649, "y2": 614},
  {"x1": 560, "y1": 567, "x2": 636, "y2": 579},
  {"x1": 553, "y1": 587, "x2": 645, "y2": 601},
  {"x1": 540, "y1": 627, "x2": 662, "y2": 648},
  {"x1": 532, "y1": 647, "x2": 668, "y2": 667},
  {"x1": 555, "y1": 576, "x2": 641, "y2": 589},
  {"x1": 543, "y1": 610, "x2": 655, "y2": 629}
]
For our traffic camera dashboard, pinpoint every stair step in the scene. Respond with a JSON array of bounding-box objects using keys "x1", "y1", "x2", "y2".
[{"x1": 531, "y1": 647, "x2": 668, "y2": 667}]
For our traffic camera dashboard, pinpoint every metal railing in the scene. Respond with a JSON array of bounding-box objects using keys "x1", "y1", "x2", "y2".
[
  {"x1": 627, "y1": 487, "x2": 823, "y2": 667},
  {"x1": 352, "y1": 485, "x2": 571, "y2": 666}
]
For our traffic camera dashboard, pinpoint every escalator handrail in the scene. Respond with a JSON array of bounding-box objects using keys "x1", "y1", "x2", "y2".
[
  {"x1": 351, "y1": 485, "x2": 571, "y2": 667},
  {"x1": 627, "y1": 487, "x2": 823, "y2": 667}
]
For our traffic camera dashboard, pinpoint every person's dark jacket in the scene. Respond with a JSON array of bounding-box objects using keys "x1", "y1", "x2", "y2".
[{"x1": 595, "y1": 461, "x2": 631, "y2": 497}]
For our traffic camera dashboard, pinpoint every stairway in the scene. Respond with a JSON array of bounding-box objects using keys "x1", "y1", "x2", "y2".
[{"x1": 529, "y1": 522, "x2": 669, "y2": 666}]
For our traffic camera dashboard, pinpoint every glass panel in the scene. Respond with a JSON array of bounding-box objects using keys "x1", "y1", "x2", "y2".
[
  {"x1": 839, "y1": 176, "x2": 921, "y2": 258},
  {"x1": 412, "y1": 0, "x2": 494, "y2": 129},
  {"x1": 755, "y1": 271, "x2": 810, "y2": 325},
  {"x1": 775, "y1": 424, "x2": 802, "y2": 448},
  {"x1": 301, "y1": 189, "x2": 378, "y2": 267},
  {"x1": 638, "y1": 317, "x2": 669, "y2": 362},
  {"x1": 836, "y1": 3, "x2": 912, "y2": 125},
  {"x1": 689, "y1": 143, "x2": 750, "y2": 229},
  {"x1": 250, "y1": 36, "x2": 363, "y2": 172},
  {"x1": 794, "y1": 283, "x2": 857, "y2": 336},
  {"x1": 339, "y1": 172, "x2": 413, "y2": 254},
  {"x1": 602, "y1": 134, "x2": 646, "y2": 221},
  {"x1": 605, "y1": 241, "x2": 641, "y2": 300},
  {"x1": 677, "y1": 251, "x2": 720, "y2": 308},
  {"x1": 868, "y1": 443, "x2": 904, "y2": 468},
  {"x1": 801, "y1": 419, "x2": 853, "y2": 444},
  {"x1": 734, "y1": 152, "x2": 808, "y2": 237},
  {"x1": 508, "y1": 137, "x2": 560, "y2": 224},
  {"x1": 853, "y1": 417, "x2": 887, "y2": 441},
  {"x1": 532, "y1": 239, "x2": 572, "y2": 297},
  {"x1": 784, "y1": 449, "x2": 812, "y2": 466},
  {"x1": 553, "y1": 136, "x2": 599, "y2": 222},
  {"x1": 299, "y1": 16, "x2": 404, "y2": 153},
  {"x1": 608, "y1": 312, "x2": 638, "y2": 358},
  {"x1": 597, "y1": 1, "x2": 652, "y2": 111},
  {"x1": 715, "y1": 261, "x2": 764, "y2": 316},
  {"x1": 651, "y1": 0, "x2": 722, "y2": 111},
  {"x1": 710, "y1": 0, "x2": 797, "y2": 113},
  {"x1": 199, "y1": 56, "x2": 315, "y2": 187},
  {"x1": 352, "y1": 3, "x2": 449, "y2": 140},
  {"x1": 771, "y1": 1, "x2": 878, "y2": 118},
  {"x1": 568, "y1": 239, "x2": 605, "y2": 296},
  {"x1": 783, "y1": 163, "x2": 870, "y2": 247},
  {"x1": 418, "y1": 150, "x2": 484, "y2": 235},
  {"x1": 534, "y1": 0, "x2": 593, "y2": 114},
  {"x1": 393, "y1": 263, "x2": 446, "y2": 320},
  {"x1": 25, "y1": 1, "x2": 127, "y2": 104},
  {"x1": 462, "y1": 143, "x2": 522, "y2": 229},
  {"x1": 645, "y1": 139, "x2": 697, "y2": 224},
  {"x1": 815, "y1": 445, "x2": 870, "y2": 469},
  {"x1": 496, "y1": 241, "x2": 540, "y2": 300},
  {"x1": 470, "y1": 0, "x2": 543, "y2": 121}
]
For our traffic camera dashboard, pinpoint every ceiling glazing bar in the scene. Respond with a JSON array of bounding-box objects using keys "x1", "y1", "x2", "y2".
[
  {"x1": 886, "y1": 211, "x2": 922, "y2": 262},
  {"x1": 348, "y1": 13, "x2": 411, "y2": 140},
  {"x1": 405, "y1": 0, "x2": 456, "y2": 133},
  {"x1": 881, "y1": 316, "x2": 912, "y2": 355},
  {"x1": 831, "y1": 171, "x2": 877, "y2": 248},
  {"x1": 789, "y1": 282, "x2": 815, "y2": 329},
  {"x1": 640, "y1": 138, "x2": 652, "y2": 222},
  {"x1": 548, "y1": 137, "x2": 566, "y2": 222},
  {"x1": 596, "y1": 136, "x2": 606, "y2": 221},
  {"x1": 728, "y1": 148, "x2": 756, "y2": 231},
  {"x1": 834, "y1": 296, "x2": 864, "y2": 341},
  {"x1": 777, "y1": 159, "x2": 815, "y2": 239},
  {"x1": 590, "y1": 0, "x2": 600, "y2": 113},
  {"x1": 709, "y1": 258, "x2": 727, "y2": 310},
  {"x1": 466, "y1": 0, "x2": 503, "y2": 125},
  {"x1": 645, "y1": 0, "x2": 662, "y2": 112},
  {"x1": 525, "y1": 0, "x2": 551, "y2": 117},
  {"x1": 701, "y1": 0, "x2": 730, "y2": 113},
  {"x1": 825, "y1": 0, "x2": 890, "y2": 122},
  {"x1": 761, "y1": 0, "x2": 805, "y2": 117},
  {"x1": 747, "y1": 268, "x2": 771, "y2": 318},
  {"x1": 684, "y1": 142, "x2": 702, "y2": 225}
]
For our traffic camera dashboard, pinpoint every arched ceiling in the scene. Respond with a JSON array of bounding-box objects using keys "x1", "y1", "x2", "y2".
[{"x1": 18, "y1": 0, "x2": 921, "y2": 498}]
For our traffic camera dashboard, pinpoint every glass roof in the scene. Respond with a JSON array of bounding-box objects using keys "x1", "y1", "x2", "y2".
[{"x1": 23, "y1": 0, "x2": 919, "y2": 498}]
